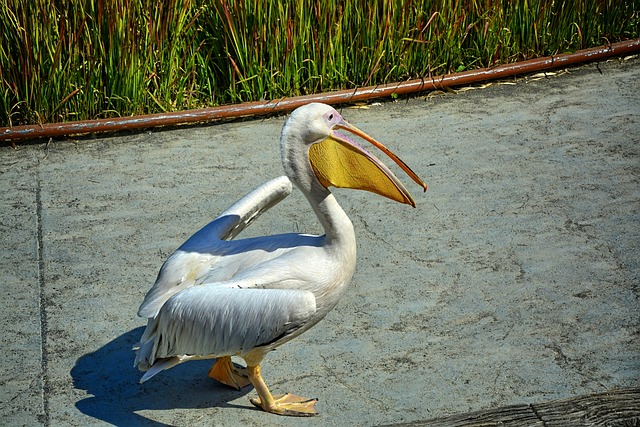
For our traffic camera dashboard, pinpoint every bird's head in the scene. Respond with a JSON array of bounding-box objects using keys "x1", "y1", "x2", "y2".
[{"x1": 281, "y1": 102, "x2": 427, "y2": 207}]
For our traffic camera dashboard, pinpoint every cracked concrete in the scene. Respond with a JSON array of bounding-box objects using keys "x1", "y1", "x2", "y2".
[{"x1": 1, "y1": 57, "x2": 639, "y2": 426}]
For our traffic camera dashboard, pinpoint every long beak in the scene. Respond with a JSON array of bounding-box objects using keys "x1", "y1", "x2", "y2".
[{"x1": 308, "y1": 119, "x2": 427, "y2": 207}]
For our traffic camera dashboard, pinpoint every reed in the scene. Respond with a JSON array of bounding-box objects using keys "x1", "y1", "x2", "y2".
[{"x1": 1, "y1": 0, "x2": 638, "y2": 126}]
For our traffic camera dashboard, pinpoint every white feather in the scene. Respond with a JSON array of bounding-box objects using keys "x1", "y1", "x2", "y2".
[
  {"x1": 137, "y1": 176, "x2": 293, "y2": 319},
  {"x1": 135, "y1": 287, "x2": 316, "y2": 371}
]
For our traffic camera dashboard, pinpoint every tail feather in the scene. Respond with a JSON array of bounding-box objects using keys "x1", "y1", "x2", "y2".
[
  {"x1": 138, "y1": 355, "x2": 218, "y2": 383},
  {"x1": 139, "y1": 357, "x2": 182, "y2": 383}
]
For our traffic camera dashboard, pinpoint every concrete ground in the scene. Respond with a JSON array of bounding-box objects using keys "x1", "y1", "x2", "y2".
[{"x1": 1, "y1": 57, "x2": 638, "y2": 427}]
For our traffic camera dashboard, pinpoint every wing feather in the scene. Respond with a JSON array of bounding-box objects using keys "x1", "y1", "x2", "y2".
[
  {"x1": 182, "y1": 175, "x2": 292, "y2": 247},
  {"x1": 134, "y1": 287, "x2": 316, "y2": 371},
  {"x1": 137, "y1": 176, "x2": 293, "y2": 318}
]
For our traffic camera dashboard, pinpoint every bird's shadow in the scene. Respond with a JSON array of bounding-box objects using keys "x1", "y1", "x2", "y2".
[{"x1": 71, "y1": 327, "x2": 252, "y2": 426}]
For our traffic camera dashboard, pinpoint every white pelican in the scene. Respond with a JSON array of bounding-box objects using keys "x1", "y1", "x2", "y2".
[{"x1": 134, "y1": 102, "x2": 427, "y2": 416}]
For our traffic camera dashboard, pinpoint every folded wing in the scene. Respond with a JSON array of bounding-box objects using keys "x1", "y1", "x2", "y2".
[{"x1": 135, "y1": 286, "x2": 316, "y2": 376}]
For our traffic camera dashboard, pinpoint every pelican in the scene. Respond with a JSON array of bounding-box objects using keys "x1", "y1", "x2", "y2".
[{"x1": 134, "y1": 102, "x2": 427, "y2": 416}]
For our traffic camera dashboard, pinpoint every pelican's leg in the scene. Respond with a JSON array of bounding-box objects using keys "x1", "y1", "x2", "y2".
[
  {"x1": 247, "y1": 364, "x2": 318, "y2": 417},
  {"x1": 208, "y1": 356, "x2": 251, "y2": 390}
]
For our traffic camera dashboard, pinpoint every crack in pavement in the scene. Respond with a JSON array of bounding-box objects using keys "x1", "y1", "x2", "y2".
[{"x1": 36, "y1": 169, "x2": 50, "y2": 426}]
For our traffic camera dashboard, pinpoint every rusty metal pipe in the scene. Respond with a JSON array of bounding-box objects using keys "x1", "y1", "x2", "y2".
[{"x1": 2, "y1": 39, "x2": 639, "y2": 143}]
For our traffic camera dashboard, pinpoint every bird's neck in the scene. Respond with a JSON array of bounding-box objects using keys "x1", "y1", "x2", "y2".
[
  {"x1": 281, "y1": 132, "x2": 355, "y2": 247},
  {"x1": 305, "y1": 184, "x2": 355, "y2": 248}
]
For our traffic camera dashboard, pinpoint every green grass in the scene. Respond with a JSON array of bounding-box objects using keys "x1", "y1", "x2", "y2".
[{"x1": 1, "y1": 0, "x2": 638, "y2": 126}]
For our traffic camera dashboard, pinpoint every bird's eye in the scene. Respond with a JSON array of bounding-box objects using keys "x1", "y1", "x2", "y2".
[{"x1": 328, "y1": 114, "x2": 334, "y2": 121}]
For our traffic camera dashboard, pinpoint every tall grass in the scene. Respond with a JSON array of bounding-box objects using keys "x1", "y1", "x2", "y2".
[{"x1": 1, "y1": 0, "x2": 638, "y2": 126}]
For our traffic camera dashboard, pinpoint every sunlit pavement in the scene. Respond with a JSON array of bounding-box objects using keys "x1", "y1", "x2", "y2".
[{"x1": 2, "y1": 58, "x2": 638, "y2": 426}]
